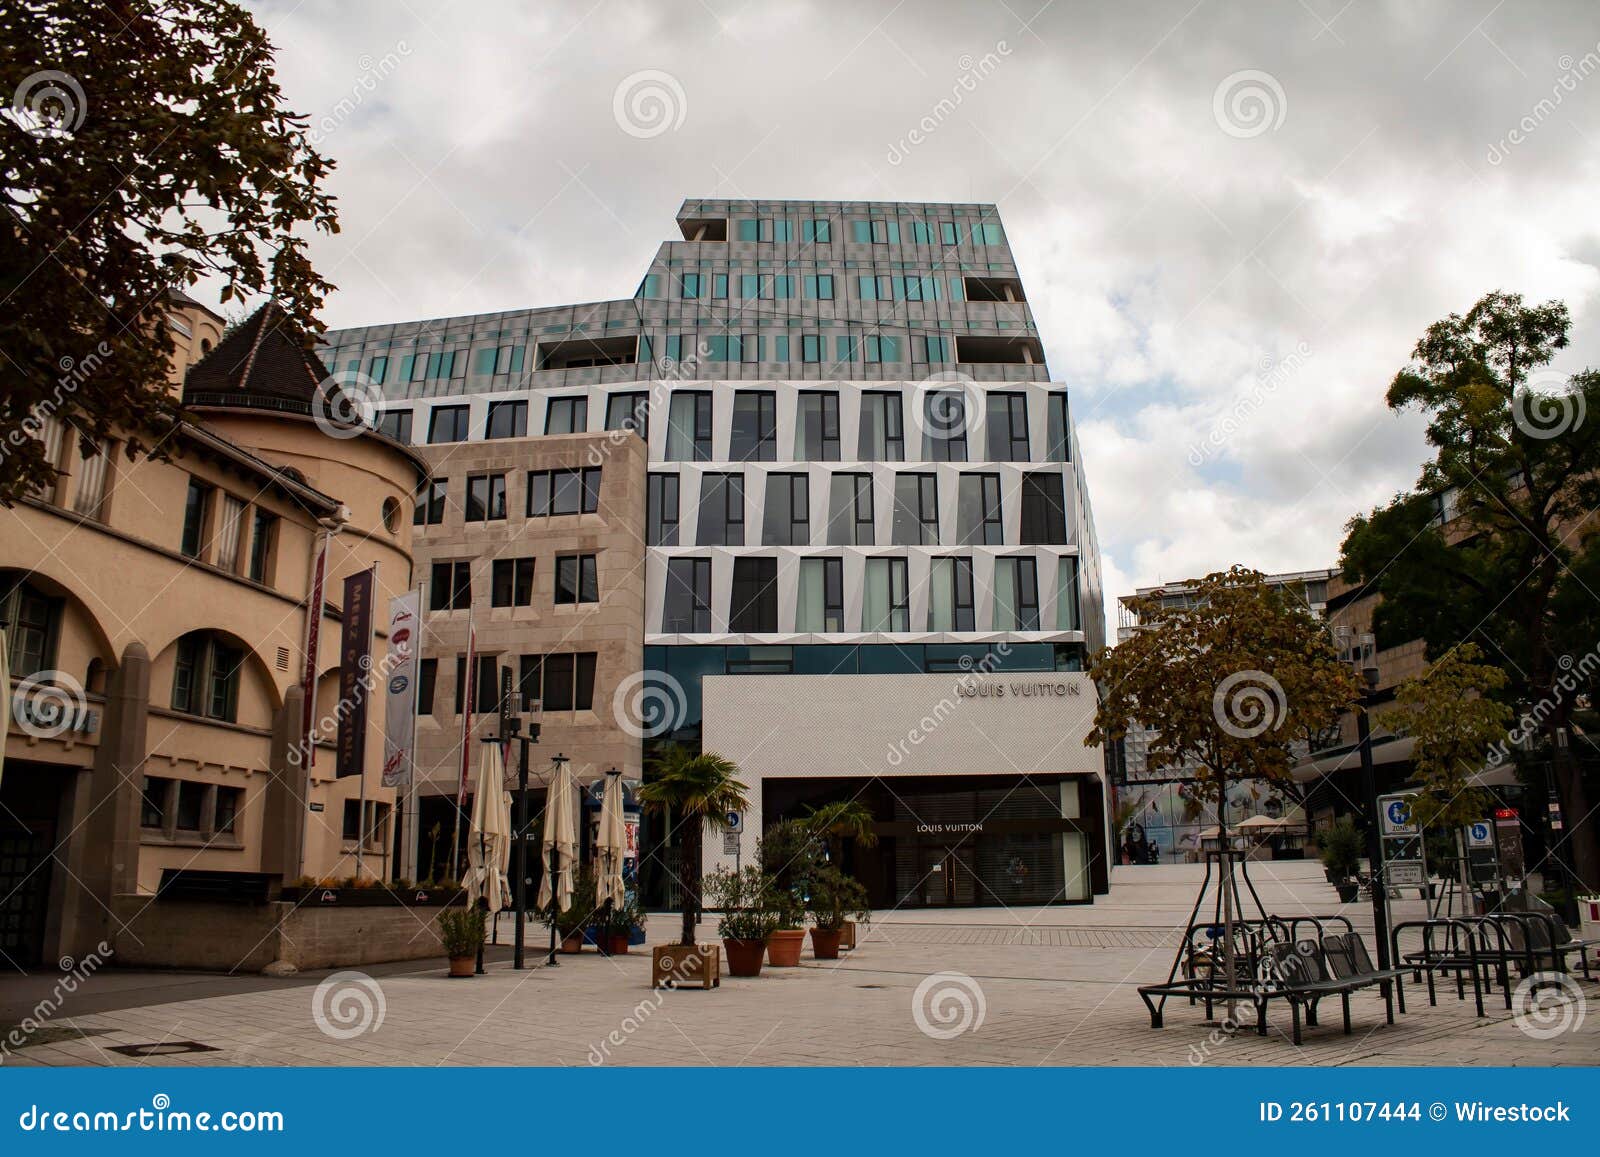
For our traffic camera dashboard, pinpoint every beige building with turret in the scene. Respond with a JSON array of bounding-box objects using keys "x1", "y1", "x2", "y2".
[{"x1": 0, "y1": 297, "x2": 426, "y2": 968}]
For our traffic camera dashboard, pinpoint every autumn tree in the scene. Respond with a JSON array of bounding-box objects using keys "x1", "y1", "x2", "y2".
[
  {"x1": 1, "y1": 0, "x2": 338, "y2": 503},
  {"x1": 1340, "y1": 291, "x2": 1600, "y2": 886},
  {"x1": 1090, "y1": 566, "x2": 1359, "y2": 817}
]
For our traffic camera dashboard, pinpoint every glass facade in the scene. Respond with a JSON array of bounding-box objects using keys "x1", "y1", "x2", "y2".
[{"x1": 319, "y1": 198, "x2": 1108, "y2": 907}]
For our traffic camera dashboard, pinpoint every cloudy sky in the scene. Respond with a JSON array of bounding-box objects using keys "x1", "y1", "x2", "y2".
[{"x1": 245, "y1": 0, "x2": 1600, "y2": 639}]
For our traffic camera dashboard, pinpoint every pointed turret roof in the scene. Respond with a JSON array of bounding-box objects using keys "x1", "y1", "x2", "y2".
[{"x1": 183, "y1": 301, "x2": 332, "y2": 411}]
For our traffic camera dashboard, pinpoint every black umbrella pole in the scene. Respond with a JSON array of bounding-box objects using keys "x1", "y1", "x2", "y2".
[{"x1": 547, "y1": 844, "x2": 560, "y2": 967}]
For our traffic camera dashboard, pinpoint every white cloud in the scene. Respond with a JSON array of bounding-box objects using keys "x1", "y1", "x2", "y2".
[{"x1": 238, "y1": 0, "x2": 1600, "y2": 646}]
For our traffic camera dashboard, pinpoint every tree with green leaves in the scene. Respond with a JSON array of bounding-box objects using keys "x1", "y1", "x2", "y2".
[
  {"x1": 805, "y1": 798, "x2": 878, "y2": 868},
  {"x1": 1340, "y1": 291, "x2": 1600, "y2": 886},
  {"x1": 1392, "y1": 644, "x2": 1514, "y2": 901},
  {"x1": 1393, "y1": 644, "x2": 1513, "y2": 831},
  {"x1": 638, "y1": 745, "x2": 750, "y2": 947},
  {"x1": 1090, "y1": 566, "x2": 1359, "y2": 814},
  {"x1": 2, "y1": 0, "x2": 338, "y2": 503}
]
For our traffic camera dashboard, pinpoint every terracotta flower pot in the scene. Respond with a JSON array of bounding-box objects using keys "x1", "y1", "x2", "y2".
[
  {"x1": 723, "y1": 937, "x2": 767, "y2": 977},
  {"x1": 561, "y1": 934, "x2": 584, "y2": 954},
  {"x1": 607, "y1": 933, "x2": 631, "y2": 955},
  {"x1": 766, "y1": 928, "x2": 805, "y2": 967},
  {"x1": 810, "y1": 928, "x2": 843, "y2": 960},
  {"x1": 447, "y1": 955, "x2": 475, "y2": 978}
]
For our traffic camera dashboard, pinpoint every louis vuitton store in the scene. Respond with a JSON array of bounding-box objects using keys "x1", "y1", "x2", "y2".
[{"x1": 701, "y1": 671, "x2": 1111, "y2": 907}]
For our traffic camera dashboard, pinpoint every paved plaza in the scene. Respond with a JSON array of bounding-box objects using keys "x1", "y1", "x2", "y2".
[{"x1": 4, "y1": 863, "x2": 1596, "y2": 1068}]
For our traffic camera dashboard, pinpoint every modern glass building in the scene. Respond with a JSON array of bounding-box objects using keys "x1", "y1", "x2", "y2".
[{"x1": 321, "y1": 198, "x2": 1110, "y2": 906}]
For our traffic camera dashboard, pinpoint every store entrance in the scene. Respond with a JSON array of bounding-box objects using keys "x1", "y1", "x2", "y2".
[
  {"x1": 764, "y1": 773, "x2": 1110, "y2": 909},
  {"x1": 0, "y1": 762, "x2": 65, "y2": 968},
  {"x1": 917, "y1": 843, "x2": 979, "y2": 906}
]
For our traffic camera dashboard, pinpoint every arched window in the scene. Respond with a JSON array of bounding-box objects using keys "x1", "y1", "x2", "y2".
[
  {"x1": 170, "y1": 630, "x2": 245, "y2": 722},
  {"x1": 1, "y1": 576, "x2": 61, "y2": 678}
]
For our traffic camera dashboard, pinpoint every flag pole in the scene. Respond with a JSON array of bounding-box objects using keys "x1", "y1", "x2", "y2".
[
  {"x1": 450, "y1": 603, "x2": 474, "y2": 880},
  {"x1": 356, "y1": 561, "x2": 378, "y2": 882},
  {"x1": 402, "y1": 577, "x2": 425, "y2": 884}
]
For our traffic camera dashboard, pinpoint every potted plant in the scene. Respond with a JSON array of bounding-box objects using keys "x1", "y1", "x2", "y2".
[
  {"x1": 807, "y1": 866, "x2": 869, "y2": 960},
  {"x1": 543, "y1": 867, "x2": 598, "y2": 953},
  {"x1": 596, "y1": 895, "x2": 646, "y2": 955},
  {"x1": 438, "y1": 905, "x2": 486, "y2": 978},
  {"x1": 1319, "y1": 815, "x2": 1364, "y2": 902},
  {"x1": 706, "y1": 865, "x2": 779, "y2": 977},
  {"x1": 637, "y1": 745, "x2": 751, "y2": 989},
  {"x1": 805, "y1": 800, "x2": 877, "y2": 949},
  {"x1": 760, "y1": 818, "x2": 821, "y2": 966}
]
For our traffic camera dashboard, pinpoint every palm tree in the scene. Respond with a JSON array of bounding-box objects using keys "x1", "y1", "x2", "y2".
[
  {"x1": 638, "y1": 745, "x2": 751, "y2": 946},
  {"x1": 805, "y1": 799, "x2": 878, "y2": 850}
]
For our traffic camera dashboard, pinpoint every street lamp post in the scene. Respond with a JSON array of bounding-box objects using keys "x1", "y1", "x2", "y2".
[
  {"x1": 547, "y1": 752, "x2": 569, "y2": 968},
  {"x1": 491, "y1": 677, "x2": 541, "y2": 970},
  {"x1": 1339, "y1": 627, "x2": 1392, "y2": 970},
  {"x1": 486, "y1": 675, "x2": 544, "y2": 972}
]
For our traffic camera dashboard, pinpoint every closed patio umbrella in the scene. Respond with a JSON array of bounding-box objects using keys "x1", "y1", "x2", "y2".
[
  {"x1": 595, "y1": 772, "x2": 626, "y2": 910},
  {"x1": 0, "y1": 627, "x2": 8, "y2": 791},
  {"x1": 536, "y1": 756, "x2": 577, "y2": 915},
  {"x1": 465, "y1": 742, "x2": 511, "y2": 913}
]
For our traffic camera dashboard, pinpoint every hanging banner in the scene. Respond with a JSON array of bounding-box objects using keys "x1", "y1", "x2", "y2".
[
  {"x1": 299, "y1": 538, "x2": 329, "y2": 766},
  {"x1": 335, "y1": 568, "x2": 376, "y2": 779},
  {"x1": 381, "y1": 590, "x2": 420, "y2": 788}
]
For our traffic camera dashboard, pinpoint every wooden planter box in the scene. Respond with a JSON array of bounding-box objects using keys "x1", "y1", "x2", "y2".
[
  {"x1": 651, "y1": 943, "x2": 720, "y2": 989},
  {"x1": 279, "y1": 887, "x2": 466, "y2": 908},
  {"x1": 839, "y1": 920, "x2": 858, "y2": 951}
]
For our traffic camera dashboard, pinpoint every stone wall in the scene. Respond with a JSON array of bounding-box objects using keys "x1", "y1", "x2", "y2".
[{"x1": 110, "y1": 896, "x2": 448, "y2": 973}]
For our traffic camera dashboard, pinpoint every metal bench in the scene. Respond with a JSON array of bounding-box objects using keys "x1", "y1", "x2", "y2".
[{"x1": 1255, "y1": 936, "x2": 1401, "y2": 1044}]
